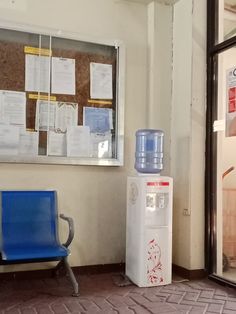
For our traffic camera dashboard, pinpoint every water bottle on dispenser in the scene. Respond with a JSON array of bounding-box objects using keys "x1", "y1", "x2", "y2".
[{"x1": 135, "y1": 129, "x2": 164, "y2": 174}]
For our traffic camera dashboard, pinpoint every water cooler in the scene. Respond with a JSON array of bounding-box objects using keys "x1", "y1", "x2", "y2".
[{"x1": 126, "y1": 130, "x2": 173, "y2": 287}]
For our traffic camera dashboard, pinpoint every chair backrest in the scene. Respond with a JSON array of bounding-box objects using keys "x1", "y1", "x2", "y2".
[{"x1": 0, "y1": 190, "x2": 59, "y2": 248}]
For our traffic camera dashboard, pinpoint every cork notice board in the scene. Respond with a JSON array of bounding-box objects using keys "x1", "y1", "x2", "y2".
[{"x1": 0, "y1": 27, "x2": 122, "y2": 166}]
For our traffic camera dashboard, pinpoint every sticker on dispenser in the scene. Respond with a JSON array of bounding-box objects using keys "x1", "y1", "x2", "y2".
[
  {"x1": 147, "y1": 238, "x2": 163, "y2": 285},
  {"x1": 157, "y1": 193, "x2": 168, "y2": 209},
  {"x1": 129, "y1": 182, "x2": 138, "y2": 205},
  {"x1": 146, "y1": 193, "x2": 156, "y2": 211}
]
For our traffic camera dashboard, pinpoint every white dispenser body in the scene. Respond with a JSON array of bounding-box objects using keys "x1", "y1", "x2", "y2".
[{"x1": 126, "y1": 175, "x2": 173, "y2": 287}]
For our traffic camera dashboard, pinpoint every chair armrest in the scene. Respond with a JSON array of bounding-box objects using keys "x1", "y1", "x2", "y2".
[{"x1": 60, "y1": 214, "x2": 74, "y2": 248}]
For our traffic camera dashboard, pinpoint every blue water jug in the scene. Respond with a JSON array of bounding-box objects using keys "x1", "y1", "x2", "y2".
[{"x1": 135, "y1": 129, "x2": 164, "y2": 174}]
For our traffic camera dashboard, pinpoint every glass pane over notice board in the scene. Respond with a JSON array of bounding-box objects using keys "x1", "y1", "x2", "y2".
[{"x1": 0, "y1": 25, "x2": 124, "y2": 166}]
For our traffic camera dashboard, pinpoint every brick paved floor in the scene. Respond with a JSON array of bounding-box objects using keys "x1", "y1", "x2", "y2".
[{"x1": 0, "y1": 272, "x2": 235, "y2": 313}]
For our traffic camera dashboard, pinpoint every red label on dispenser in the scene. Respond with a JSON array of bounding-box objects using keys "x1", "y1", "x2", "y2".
[{"x1": 147, "y1": 182, "x2": 169, "y2": 186}]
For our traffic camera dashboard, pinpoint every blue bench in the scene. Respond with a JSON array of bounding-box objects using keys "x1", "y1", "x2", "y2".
[{"x1": 0, "y1": 190, "x2": 79, "y2": 296}]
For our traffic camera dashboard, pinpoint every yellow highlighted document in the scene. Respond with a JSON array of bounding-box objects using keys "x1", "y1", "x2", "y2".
[
  {"x1": 28, "y1": 94, "x2": 56, "y2": 101},
  {"x1": 24, "y1": 46, "x2": 52, "y2": 56},
  {"x1": 88, "y1": 99, "x2": 112, "y2": 105}
]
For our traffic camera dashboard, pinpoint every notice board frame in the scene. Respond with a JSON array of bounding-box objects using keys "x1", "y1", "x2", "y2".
[{"x1": 0, "y1": 20, "x2": 125, "y2": 166}]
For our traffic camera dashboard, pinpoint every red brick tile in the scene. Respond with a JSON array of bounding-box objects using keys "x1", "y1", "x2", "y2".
[
  {"x1": 189, "y1": 306, "x2": 206, "y2": 314},
  {"x1": 113, "y1": 308, "x2": 135, "y2": 314},
  {"x1": 227, "y1": 296, "x2": 236, "y2": 302},
  {"x1": 0, "y1": 273, "x2": 235, "y2": 314},
  {"x1": 121, "y1": 296, "x2": 137, "y2": 306},
  {"x1": 223, "y1": 310, "x2": 236, "y2": 314},
  {"x1": 50, "y1": 304, "x2": 69, "y2": 314},
  {"x1": 127, "y1": 293, "x2": 151, "y2": 305},
  {"x1": 207, "y1": 303, "x2": 224, "y2": 313},
  {"x1": 64, "y1": 300, "x2": 84, "y2": 312},
  {"x1": 215, "y1": 289, "x2": 229, "y2": 296},
  {"x1": 128, "y1": 287, "x2": 149, "y2": 295},
  {"x1": 167, "y1": 294, "x2": 183, "y2": 304},
  {"x1": 200, "y1": 290, "x2": 215, "y2": 298},
  {"x1": 213, "y1": 295, "x2": 228, "y2": 301},
  {"x1": 142, "y1": 292, "x2": 166, "y2": 303},
  {"x1": 224, "y1": 301, "x2": 236, "y2": 311},
  {"x1": 84, "y1": 309, "x2": 101, "y2": 314},
  {"x1": 197, "y1": 297, "x2": 225, "y2": 304},
  {"x1": 20, "y1": 309, "x2": 36, "y2": 314},
  {"x1": 78, "y1": 298, "x2": 100, "y2": 311},
  {"x1": 173, "y1": 304, "x2": 192, "y2": 312},
  {"x1": 33, "y1": 305, "x2": 53, "y2": 314},
  {"x1": 182, "y1": 292, "x2": 200, "y2": 302},
  {"x1": 128, "y1": 306, "x2": 151, "y2": 314},
  {"x1": 4, "y1": 310, "x2": 20, "y2": 314},
  {"x1": 181, "y1": 300, "x2": 208, "y2": 308},
  {"x1": 90, "y1": 296, "x2": 114, "y2": 310},
  {"x1": 106, "y1": 295, "x2": 130, "y2": 308},
  {"x1": 145, "y1": 302, "x2": 178, "y2": 313},
  {"x1": 160, "y1": 289, "x2": 184, "y2": 295}
]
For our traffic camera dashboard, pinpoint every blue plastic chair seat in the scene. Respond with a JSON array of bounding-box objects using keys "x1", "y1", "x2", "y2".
[
  {"x1": 2, "y1": 244, "x2": 68, "y2": 261},
  {"x1": 0, "y1": 190, "x2": 68, "y2": 262}
]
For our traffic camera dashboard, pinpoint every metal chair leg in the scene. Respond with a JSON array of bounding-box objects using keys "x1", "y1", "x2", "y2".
[
  {"x1": 63, "y1": 257, "x2": 79, "y2": 297},
  {"x1": 54, "y1": 259, "x2": 65, "y2": 277}
]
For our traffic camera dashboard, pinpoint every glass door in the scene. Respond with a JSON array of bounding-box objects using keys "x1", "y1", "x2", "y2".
[
  {"x1": 215, "y1": 48, "x2": 236, "y2": 283},
  {"x1": 207, "y1": 0, "x2": 236, "y2": 287}
]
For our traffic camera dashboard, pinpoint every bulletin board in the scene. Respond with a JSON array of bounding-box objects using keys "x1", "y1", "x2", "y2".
[{"x1": 0, "y1": 26, "x2": 124, "y2": 166}]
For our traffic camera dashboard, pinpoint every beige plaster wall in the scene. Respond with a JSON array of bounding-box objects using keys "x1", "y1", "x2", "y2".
[
  {"x1": 171, "y1": 0, "x2": 206, "y2": 270},
  {"x1": 0, "y1": 0, "x2": 207, "y2": 273},
  {"x1": 171, "y1": 0, "x2": 192, "y2": 269},
  {"x1": 0, "y1": 0, "x2": 149, "y2": 271}
]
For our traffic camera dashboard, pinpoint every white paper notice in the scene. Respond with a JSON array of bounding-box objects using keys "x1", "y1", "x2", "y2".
[
  {"x1": 90, "y1": 63, "x2": 113, "y2": 99},
  {"x1": 67, "y1": 126, "x2": 90, "y2": 157},
  {"x1": 213, "y1": 119, "x2": 225, "y2": 132},
  {"x1": 48, "y1": 131, "x2": 67, "y2": 156},
  {"x1": 51, "y1": 57, "x2": 76, "y2": 95},
  {"x1": 19, "y1": 130, "x2": 38, "y2": 156},
  {"x1": 0, "y1": 125, "x2": 19, "y2": 155},
  {"x1": 25, "y1": 54, "x2": 50, "y2": 93},
  {"x1": 35, "y1": 100, "x2": 56, "y2": 131},
  {"x1": 55, "y1": 102, "x2": 78, "y2": 132},
  {"x1": 0, "y1": 90, "x2": 26, "y2": 127},
  {"x1": 90, "y1": 132, "x2": 112, "y2": 158}
]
